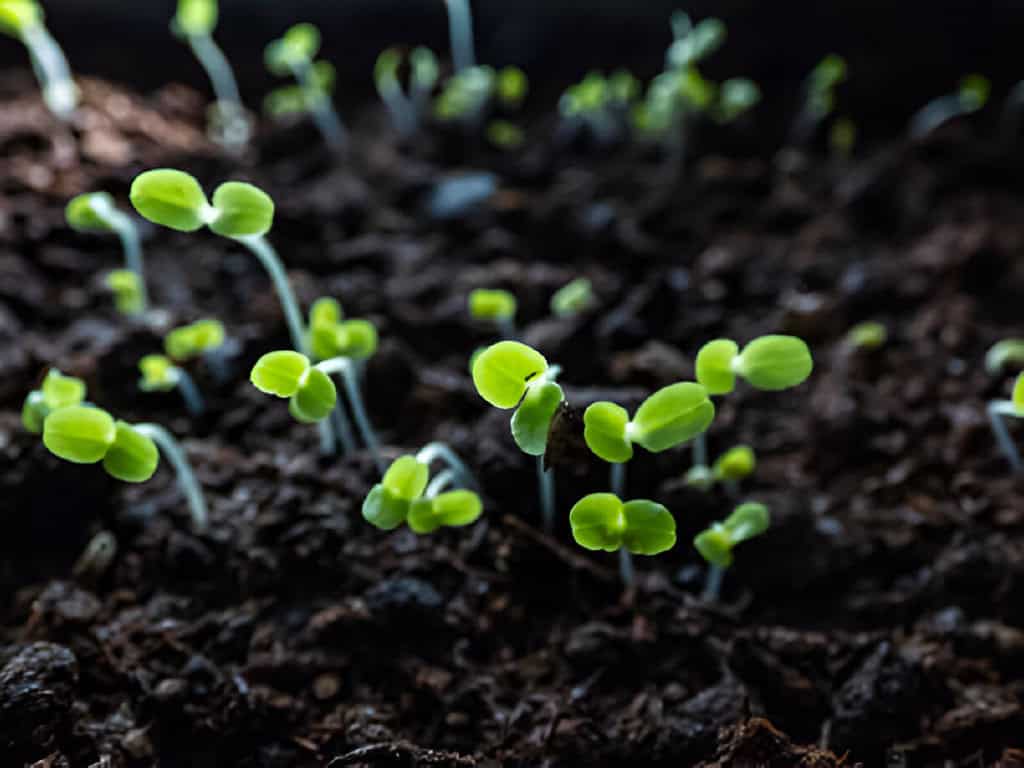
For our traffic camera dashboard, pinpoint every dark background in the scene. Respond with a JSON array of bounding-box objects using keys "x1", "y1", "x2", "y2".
[{"x1": 1, "y1": 1, "x2": 1017, "y2": 143}]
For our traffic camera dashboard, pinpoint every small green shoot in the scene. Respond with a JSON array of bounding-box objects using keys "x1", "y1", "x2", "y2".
[
  {"x1": 986, "y1": 339, "x2": 1024, "y2": 375},
  {"x1": 251, "y1": 350, "x2": 337, "y2": 423},
  {"x1": 139, "y1": 354, "x2": 205, "y2": 416},
  {"x1": 105, "y1": 270, "x2": 144, "y2": 315},
  {"x1": 830, "y1": 117, "x2": 857, "y2": 158},
  {"x1": 910, "y1": 74, "x2": 990, "y2": 139},
  {"x1": 171, "y1": 0, "x2": 251, "y2": 150},
  {"x1": 22, "y1": 368, "x2": 85, "y2": 434},
  {"x1": 696, "y1": 335, "x2": 813, "y2": 395},
  {"x1": 792, "y1": 54, "x2": 846, "y2": 142},
  {"x1": 0, "y1": 0, "x2": 77, "y2": 119},
  {"x1": 486, "y1": 120, "x2": 525, "y2": 150},
  {"x1": 987, "y1": 371, "x2": 1024, "y2": 474},
  {"x1": 846, "y1": 321, "x2": 887, "y2": 351},
  {"x1": 569, "y1": 493, "x2": 676, "y2": 555},
  {"x1": 714, "y1": 78, "x2": 761, "y2": 123},
  {"x1": 363, "y1": 452, "x2": 482, "y2": 533},
  {"x1": 67, "y1": 192, "x2": 148, "y2": 313},
  {"x1": 469, "y1": 288, "x2": 517, "y2": 338},
  {"x1": 265, "y1": 23, "x2": 347, "y2": 151},
  {"x1": 694, "y1": 501, "x2": 770, "y2": 600},
  {"x1": 714, "y1": 445, "x2": 755, "y2": 482},
  {"x1": 165, "y1": 318, "x2": 226, "y2": 361},
  {"x1": 550, "y1": 277, "x2": 594, "y2": 318},
  {"x1": 374, "y1": 47, "x2": 440, "y2": 137}
]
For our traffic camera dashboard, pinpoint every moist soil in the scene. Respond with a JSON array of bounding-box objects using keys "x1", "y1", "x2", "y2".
[{"x1": 2, "y1": 73, "x2": 1024, "y2": 767}]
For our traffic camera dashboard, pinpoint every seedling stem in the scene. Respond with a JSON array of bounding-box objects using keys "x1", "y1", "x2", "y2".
[
  {"x1": 22, "y1": 23, "x2": 76, "y2": 119},
  {"x1": 417, "y1": 442, "x2": 478, "y2": 490},
  {"x1": 316, "y1": 357, "x2": 384, "y2": 473},
  {"x1": 988, "y1": 400, "x2": 1023, "y2": 473},
  {"x1": 443, "y1": 0, "x2": 476, "y2": 72},
  {"x1": 133, "y1": 423, "x2": 208, "y2": 531},
  {"x1": 609, "y1": 461, "x2": 634, "y2": 587}
]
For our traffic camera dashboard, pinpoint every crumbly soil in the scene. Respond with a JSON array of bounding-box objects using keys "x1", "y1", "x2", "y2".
[{"x1": 2, "y1": 73, "x2": 1024, "y2": 767}]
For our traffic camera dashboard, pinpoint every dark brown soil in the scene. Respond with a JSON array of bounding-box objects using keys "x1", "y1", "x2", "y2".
[{"x1": 2, "y1": 73, "x2": 1024, "y2": 767}]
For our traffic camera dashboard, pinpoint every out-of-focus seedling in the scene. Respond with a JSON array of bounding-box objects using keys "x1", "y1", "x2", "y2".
[
  {"x1": 24, "y1": 372, "x2": 208, "y2": 530},
  {"x1": 165, "y1": 317, "x2": 235, "y2": 381},
  {"x1": 0, "y1": 0, "x2": 77, "y2": 119},
  {"x1": 472, "y1": 341, "x2": 564, "y2": 531},
  {"x1": 66, "y1": 192, "x2": 148, "y2": 314},
  {"x1": 171, "y1": 0, "x2": 251, "y2": 150},
  {"x1": 830, "y1": 117, "x2": 857, "y2": 159},
  {"x1": 909, "y1": 74, "x2": 990, "y2": 140},
  {"x1": 550, "y1": 277, "x2": 594, "y2": 318},
  {"x1": 988, "y1": 372, "x2": 1024, "y2": 474},
  {"x1": 105, "y1": 270, "x2": 144, "y2": 316},
  {"x1": 139, "y1": 354, "x2": 205, "y2": 416},
  {"x1": 486, "y1": 120, "x2": 525, "y2": 150},
  {"x1": 375, "y1": 48, "x2": 415, "y2": 137},
  {"x1": 442, "y1": 0, "x2": 476, "y2": 73},
  {"x1": 687, "y1": 444, "x2": 756, "y2": 496},
  {"x1": 570, "y1": 493, "x2": 676, "y2": 556},
  {"x1": 846, "y1": 321, "x2": 887, "y2": 351},
  {"x1": 985, "y1": 339, "x2": 1024, "y2": 376},
  {"x1": 130, "y1": 168, "x2": 346, "y2": 454},
  {"x1": 694, "y1": 501, "x2": 769, "y2": 600},
  {"x1": 265, "y1": 23, "x2": 346, "y2": 151},
  {"x1": 792, "y1": 54, "x2": 846, "y2": 143},
  {"x1": 713, "y1": 78, "x2": 761, "y2": 124},
  {"x1": 469, "y1": 288, "x2": 517, "y2": 338},
  {"x1": 362, "y1": 450, "x2": 481, "y2": 533}
]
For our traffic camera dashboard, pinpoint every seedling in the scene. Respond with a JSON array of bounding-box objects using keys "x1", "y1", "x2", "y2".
[
  {"x1": 165, "y1": 317, "x2": 234, "y2": 381},
  {"x1": 373, "y1": 47, "x2": 440, "y2": 138},
  {"x1": 443, "y1": 0, "x2": 476, "y2": 73},
  {"x1": 792, "y1": 54, "x2": 846, "y2": 143},
  {"x1": 686, "y1": 445, "x2": 756, "y2": 496},
  {"x1": 988, "y1": 372, "x2": 1024, "y2": 473},
  {"x1": 694, "y1": 501, "x2": 770, "y2": 600},
  {"x1": 23, "y1": 372, "x2": 208, "y2": 530},
  {"x1": 714, "y1": 78, "x2": 761, "y2": 124},
  {"x1": 550, "y1": 277, "x2": 594, "y2": 318},
  {"x1": 362, "y1": 450, "x2": 481, "y2": 533},
  {"x1": 129, "y1": 168, "x2": 348, "y2": 455},
  {"x1": 105, "y1": 271, "x2": 144, "y2": 316},
  {"x1": 985, "y1": 339, "x2": 1024, "y2": 375},
  {"x1": 846, "y1": 321, "x2": 887, "y2": 351},
  {"x1": 66, "y1": 192, "x2": 148, "y2": 314},
  {"x1": 569, "y1": 493, "x2": 676, "y2": 556},
  {"x1": 265, "y1": 23, "x2": 347, "y2": 151},
  {"x1": 264, "y1": 61, "x2": 335, "y2": 118},
  {"x1": 171, "y1": 0, "x2": 251, "y2": 150},
  {"x1": 138, "y1": 354, "x2": 205, "y2": 416},
  {"x1": 666, "y1": 14, "x2": 726, "y2": 71},
  {"x1": 830, "y1": 117, "x2": 857, "y2": 158},
  {"x1": 909, "y1": 74, "x2": 990, "y2": 139},
  {"x1": 0, "y1": 0, "x2": 77, "y2": 119},
  {"x1": 469, "y1": 288, "x2": 517, "y2": 338},
  {"x1": 486, "y1": 120, "x2": 525, "y2": 150},
  {"x1": 471, "y1": 341, "x2": 564, "y2": 531}
]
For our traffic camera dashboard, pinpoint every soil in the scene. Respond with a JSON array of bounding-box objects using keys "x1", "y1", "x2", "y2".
[{"x1": 2, "y1": 71, "x2": 1024, "y2": 767}]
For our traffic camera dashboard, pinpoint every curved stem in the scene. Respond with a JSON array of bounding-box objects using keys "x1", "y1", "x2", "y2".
[
  {"x1": 234, "y1": 235, "x2": 344, "y2": 455},
  {"x1": 703, "y1": 564, "x2": 724, "y2": 601},
  {"x1": 186, "y1": 33, "x2": 250, "y2": 150},
  {"x1": 317, "y1": 358, "x2": 384, "y2": 473},
  {"x1": 380, "y1": 85, "x2": 417, "y2": 138},
  {"x1": 416, "y1": 442, "x2": 478, "y2": 490},
  {"x1": 133, "y1": 423, "x2": 208, "y2": 532},
  {"x1": 291, "y1": 60, "x2": 347, "y2": 152},
  {"x1": 443, "y1": 0, "x2": 477, "y2": 72},
  {"x1": 909, "y1": 95, "x2": 966, "y2": 139},
  {"x1": 91, "y1": 198, "x2": 148, "y2": 312},
  {"x1": 174, "y1": 369, "x2": 205, "y2": 416},
  {"x1": 988, "y1": 400, "x2": 1023, "y2": 474},
  {"x1": 426, "y1": 468, "x2": 457, "y2": 498},
  {"x1": 22, "y1": 25, "x2": 77, "y2": 120},
  {"x1": 536, "y1": 456, "x2": 555, "y2": 532}
]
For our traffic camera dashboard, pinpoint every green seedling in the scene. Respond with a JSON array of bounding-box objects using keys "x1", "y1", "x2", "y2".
[
  {"x1": 909, "y1": 74, "x2": 990, "y2": 139},
  {"x1": 792, "y1": 54, "x2": 846, "y2": 143},
  {"x1": 486, "y1": 120, "x2": 525, "y2": 150},
  {"x1": 687, "y1": 444, "x2": 756, "y2": 494},
  {"x1": 0, "y1": 0, "x2": 77, "y2": 119},
  {"x1": 694, "y1": 501, "x2": 770, "y2": 600},
  {"x1": 560, "y1": 71, "x2": 622, "y2": 144},
  {"x1": 104, "y1": 270, "x2": 144, "y2": 315},
  {"x1": 985, "y1": 339, "x2": 1024, "y2": 375},
  {"x1": 443, "y1": 0, "x2": 476, "y2": 73},
  {"x1": 550, "y1": 277, "x2": 594, "y2": 318},
  {"x1": 435, "y1": 65, "x2": 492, "y2": 126},
  {"x1": 24, "y1": 373, "x2": 208, "y2": 530},
  {"x1": 666, "y1": 14, "x2": 726, "y2": 70},
  {"x1": 138, "y1": 354, "x2": 204, "y2": 416},
  {"x1": 472, "y1": 341, "x2": 564, "y2": 531},
  {"x1": 469, "y1": 288, "x2": 517, "y2": 338},
  {"x1": 569, "y1": 493, "x2": 676, "y2": 556},
  {"x1": 830, "y1": 117, "x2": 857, "y2": 158},
  {"x1": 374, "y1": 47, "x2": 440, "y2": 138},
  {"x1": 363, "y1": 450, "x2": 481, "y2": 533},
  {"x1": 129, "y1": 168, "x2": 350, "y2": 455},
  {"x1": 988, "y1": 372, "x2": 1024, "y2": 474},
  {"x1": 264, "y1": 60, "x2": 335, "y2": 118},
  {"x1": 67, "y1": 192, "x2": 148, "y2": 314},
  {"x1": 165, "y1": 317, "x2": 235, "y2": 382},
  {"x1": 846, "y1": 321, "x2": 887, "y2": 351},
  {"x1": 714, "y1": 78, "x2": 761, "y2": 124},
  {"x1": 171, "y1": 0, "x2": 251, "y2": 150},
  {"x1": 695, "y1": 335, "x2": 814, "y2": 396},
  {"x1": 265, "y1": 23, "x2": 346, "y2": 151}
]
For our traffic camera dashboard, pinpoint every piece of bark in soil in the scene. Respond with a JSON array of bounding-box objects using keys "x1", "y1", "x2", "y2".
[{"x1": 696, "y1": 717, "x2": 857, "y2": 767}]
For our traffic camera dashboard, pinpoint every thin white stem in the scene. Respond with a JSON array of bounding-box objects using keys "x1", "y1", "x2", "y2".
[
  {"x1": 703, "y1": 564, "x2": 724, "y2": 601},
  {"x1": 291, "y1": 60, "x2": 347, "y2": 152},
  {"x1": 444, "y1": 0, "x2": 477, "y2": 72},
  {"x1": 909, "y1": 94, "x2": 968, "y2": 139},
  {"x1": 536, "y1": 456, "x2": 555, "y2": 532},
  {"x1": 610, "y1": 461, "x2": 626, "y2": 497},
  {"x1": 379, "y1": 84, "x2": 417, "y2": 137},
  {"x1": 22, "y1": 24, "x2": 77, "y2": 120},
  {"x1": 90, "y1": 197, "x2": 148, "y2": 312},
  {"x1": 133, "y1": 423, "x2": 208, "y2": 532},
  {"x1": 174, "y1": 369, "x2": 205, "y2": 416},
  {"x1": 416, "y1": 443, "x2": 478, "y2": 490},
  {"x1": 497, "y1": 317, "x2": 517, "y2": 340},
  {"x1": 316, "y1": 358, "x2": 384, "y2": 473},
  {"x1": 426, "y1": 468, "x2": 457, "y2": 498},
  {"x1": 609, "y1": 462, "x2": 634, "y2": 588},
  {"x1": 988, "y1": 400, "x2": 1023, "y2": 474},
  {"x1": 692, "y1": 432, "x2": 708, "y2": 469},
  {"x1": 187, "y1": 33, "x2": 251, "y2": 150}
]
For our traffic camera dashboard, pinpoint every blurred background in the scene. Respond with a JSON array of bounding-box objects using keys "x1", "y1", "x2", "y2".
[{"x1": 0, "y1": 0, "x2": 1019, "y2": 145}]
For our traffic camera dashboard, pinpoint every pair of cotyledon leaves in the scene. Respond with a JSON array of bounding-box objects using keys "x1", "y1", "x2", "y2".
[
  {"x1": 695, "y1": 335, "x2": 813, "y2": 395},
  {"x1": 362, "y1": 455, "x2": 483, "y2": 534},
  {"x1": 250, "y1": 351, "x2": 338, "y2": 423},
  {"x1": 569, "y1": 493, "x2": 677, "y2": 555},
  {"x1": 307, "y1": 298, "x2": 378, "y2": 362},
  {"x1": 693, "y1": 502, "x2": 770, "y2": 568}
]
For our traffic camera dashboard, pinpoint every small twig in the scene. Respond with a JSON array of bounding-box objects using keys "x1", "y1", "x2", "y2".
[
  {"x1": 328, "y1": 741, "x2": 476, "y2": 767},
  {"x1": 502, "y1": 515, "x2": 616, "y2": 583}
]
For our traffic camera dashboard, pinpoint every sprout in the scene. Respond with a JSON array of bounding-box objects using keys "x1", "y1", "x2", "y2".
[
  {"x1": 714, "y1": 78, "x2": 761, "y2": 123},
  {"x1": 0, "y1": 0, "x2": 77, "y2": 119},
  {"x1": 375, "y1": 48, "x2": 416, "y2": 138},
  {"x1": 792, "y1": 54, "x2": 846, "y2": 142},
  {"x1": 713, "y1": 445, "x2": 756, "y2": 482},
  {"x1": 171, "y1": 0, "x2": 251, "y2": 150},
  {"x1": 985, "y1": 339, "x2": 1024, "y2": 375},
  {"x1": 694, "y1": 501, "x2": 770, "y2": 600},
  {"x1": 471, "y1": 341, "x2": 564, "y2": 531},
  {"x1": 666, "y1": 16, "x2": 726, "y2": 70},
  {"x1": 434, "y1": 65, "x2": 496, "y2": 128},
  {"x1": 468, "y1": 288, "x2": 517, "y2": 338},
  {"x1": 486, "y1": 120, "x2": 525, "y2": 150},
  {"x1": 24, "y1": 377, "x2": 207, "y2": 529},
  {"x1": 495, "y1": 66, "x2": 528, "y2": 109},
  {"x1": 830, "y1": 117, "x2": 857, "y2": 158},
  {"x1": 105, "y1": 271, "x2": 144, "y2": 316},
  {"x1": 265, "y1": 23, "x2": 346, "y2": 151},
  {"x1": 560, "y1": 71, "x2": 620, "y2": 143},
  {"x1": 550, "y1": 277, "x2": 594, "y2": 318},
  {"x1": 130, "y1": 168, "x2": 350, "y2": 455},
  {"x1": 442, "y1": 0, "x2": 476, "y2": 73},
  {"x1": 987, "y1": 371, "x2": 1024, "y2": 473},
  {"x1": 569, "y1": 493, "x2": 676, "y2": 556},
  {"x1": 138, "y1": 354, "x2": 205, "y2": 416},
  {"x1": 410, "y1": 46, "x2": 440, "y2": 116},
  {"x1": 67, "y1": 192, "x2": 148, "y2": 314},
  {"x1": 583, "y1": 382, "x2": 715, "y2": 464},
  {"x1": 909, "y1": 74, "x2": 990, "y2": 139},
  {"x1": 165, "y1": 318, "x2": 226, "y2": 360},
  {"x1": 264, "y1": 61, "x2": 335, "y2": 118},
  {"x1": 363, "y1": 451, "x2": 482, "y2": 533},
  {"x1": 846, "y1": 321, "x2": 887, "y2": 351},
  {"x1": 695, "y1": 335, "x2": 813, "y2": 395}
]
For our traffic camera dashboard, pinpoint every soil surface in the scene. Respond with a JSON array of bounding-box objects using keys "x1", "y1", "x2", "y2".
[{"x1": 2, "y1": 73, "x2": 1024, "y2": 767}]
